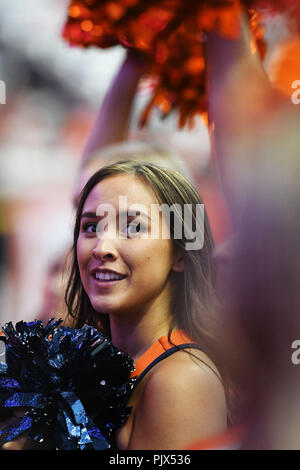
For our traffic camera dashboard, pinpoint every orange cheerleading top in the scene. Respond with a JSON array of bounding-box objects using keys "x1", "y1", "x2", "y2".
[{"x1": 130, "y1": 330, "x2": 202, "y2": 385}]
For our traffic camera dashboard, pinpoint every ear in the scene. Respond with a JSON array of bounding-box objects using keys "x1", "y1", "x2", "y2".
[{"x1": 172, "y1": 249, "x2": 184, "y2": 273}]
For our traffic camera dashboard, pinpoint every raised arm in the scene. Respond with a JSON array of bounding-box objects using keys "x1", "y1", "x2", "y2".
[
  {"x1": 205, "y1": 11, "x2": 285, "y2": 218},
  {"x1": 81, "y1": 50, "x2": 147, "y2": 166}
]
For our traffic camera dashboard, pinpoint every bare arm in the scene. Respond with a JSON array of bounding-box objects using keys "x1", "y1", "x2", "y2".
[
  {"x1": 81, "y1": 50, "x2": 147, "y2": 166},
  {"x1": 205, "y1": 12, "x2": 285, "y2": 217}
]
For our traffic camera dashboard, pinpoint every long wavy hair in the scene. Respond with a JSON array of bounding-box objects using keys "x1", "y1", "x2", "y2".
[{"x1": 65, "y1": 159, "x2": 227, "y2": 389}]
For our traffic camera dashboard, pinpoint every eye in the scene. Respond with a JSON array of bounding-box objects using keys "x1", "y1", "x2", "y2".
[
  {"x1": 123, "y1": 222, "x2": 146, "y2": 237},
  {"x1": 81, "y1": 222, "x2": 97, "y2": 234}
]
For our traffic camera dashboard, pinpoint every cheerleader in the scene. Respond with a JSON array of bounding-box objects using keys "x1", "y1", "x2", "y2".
[{"x1": 65, "y1": 158, "x2": 228, "y2": 449}]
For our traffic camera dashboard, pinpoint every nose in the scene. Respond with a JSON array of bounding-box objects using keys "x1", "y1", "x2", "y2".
[{"x1": 92, "y1": 234, "x2": 118, "y2": 261}]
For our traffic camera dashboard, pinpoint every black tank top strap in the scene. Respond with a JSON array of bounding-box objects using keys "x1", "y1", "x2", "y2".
[{"x1": 133, "y1": 343, "x2": 205, "y2": 389}]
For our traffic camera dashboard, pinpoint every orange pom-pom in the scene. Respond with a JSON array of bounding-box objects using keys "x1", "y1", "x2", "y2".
[{"x1": 62, "y1": 0, "x2": 298, "y2": 127}]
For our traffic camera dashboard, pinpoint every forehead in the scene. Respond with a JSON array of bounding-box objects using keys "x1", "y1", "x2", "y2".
[{"x1": 82, "y1": 173, "x2": 159, "y2": 212}]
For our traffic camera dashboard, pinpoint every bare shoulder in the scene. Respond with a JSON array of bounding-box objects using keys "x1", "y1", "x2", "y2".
[
  {"x1": 153, "y1": 347, "x2": 223, "y2": 382},
  {"x1": 128, "y1": 348, "x2": 227, "y2": 450},
  {"x1": 145, "y1": 348, "x2": 226, "y2": 412}
]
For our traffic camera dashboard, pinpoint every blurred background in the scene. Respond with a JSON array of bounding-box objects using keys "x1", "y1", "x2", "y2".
[{"x1": 0, "y1": 0, "x2": 294, "y2": 326}]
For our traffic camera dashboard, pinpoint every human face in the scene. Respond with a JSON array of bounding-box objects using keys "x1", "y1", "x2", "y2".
[{"x1": 77, "y1": 174, "x2": 182, "y2": 319}]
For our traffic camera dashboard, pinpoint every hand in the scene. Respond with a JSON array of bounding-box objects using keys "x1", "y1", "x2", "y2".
[{"x1": 0, "y1": 408, "x2": 30, "y2": 450}]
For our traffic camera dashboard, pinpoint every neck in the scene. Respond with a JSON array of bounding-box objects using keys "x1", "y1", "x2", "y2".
[{"x1": 109, "y1": 297, "x2": 175, "y2": 362}]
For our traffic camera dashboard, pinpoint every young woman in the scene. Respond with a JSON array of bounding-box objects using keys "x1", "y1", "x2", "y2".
[{"x1": 65, "y1": 158, "x2": 228, "y2": 450}]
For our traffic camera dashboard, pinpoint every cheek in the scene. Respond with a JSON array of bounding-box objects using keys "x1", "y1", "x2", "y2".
[
  {"x1": 76, "y1": 241, "x2": 84, "y2": 268},
  {"x1": 132, "y1": 241, "x2": 173, "y2": 277},
  {"x1": 76, "y1": 239, "x2": 91, "y2": 275}
]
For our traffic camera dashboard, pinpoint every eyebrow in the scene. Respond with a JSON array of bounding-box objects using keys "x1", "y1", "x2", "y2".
[
  {"x1": 81, "y1": 210, "x2": 152, "y2": 221},
  {"x1": 81, "y1": 211, "x2": 97, "y2": 219}
]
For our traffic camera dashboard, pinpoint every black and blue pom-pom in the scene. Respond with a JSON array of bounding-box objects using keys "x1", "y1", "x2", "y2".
[{"x1": 0, "y1": 319, "x2": 136, "y2": 450}]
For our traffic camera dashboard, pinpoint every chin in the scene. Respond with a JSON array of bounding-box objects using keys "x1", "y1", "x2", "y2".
[{"x1": 91, "y1": 299, "x2": 118, "y2": 315}]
